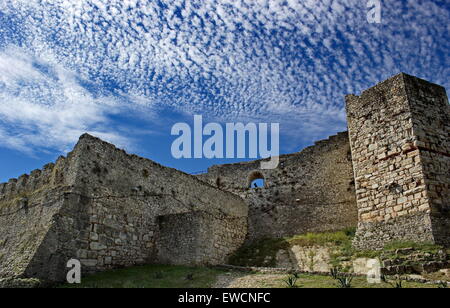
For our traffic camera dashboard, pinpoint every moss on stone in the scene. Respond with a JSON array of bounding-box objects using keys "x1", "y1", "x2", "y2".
[
  {"x1": 229, "y1": 230, "x2": 355, "y2": 268},
  {"x1": 229, "y1": 229, "x2": 449, "y2": 272},
  {"x1": 0, "y1": 184, "x2": 63, "y2": 210}
]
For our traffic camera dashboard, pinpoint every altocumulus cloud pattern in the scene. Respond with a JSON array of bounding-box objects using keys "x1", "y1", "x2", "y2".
[{"x1": 0, "y1": 0, "x2": 449, "y2": 154}]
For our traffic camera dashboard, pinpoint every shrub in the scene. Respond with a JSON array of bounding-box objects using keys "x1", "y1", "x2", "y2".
[
  {"x1": 153, "y1": 271, "x2": 164, "y2": 279},
  {"x1": 143, "y1": 169, "x2": 150, "y2": 178},
  {"x1": 330, "y1": 267, "x2": 353, "y2": 289},
  {"x1": 186, "y1": 273, "x2": 194, "y2": 281},
  {"x1": 288, "y1": 231, "x2": 352, "y2": 247},
  {"x1": 383, "y1": 275, "x2": 405, "y2": 289},
  {"x1": 283, "y1": 274, "x2": 299, "y2": 288}
]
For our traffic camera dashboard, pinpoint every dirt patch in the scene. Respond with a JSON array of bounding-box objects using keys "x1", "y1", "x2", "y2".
[{"x1": 213, "y1": 273, "x2": 285, "y2": 288}]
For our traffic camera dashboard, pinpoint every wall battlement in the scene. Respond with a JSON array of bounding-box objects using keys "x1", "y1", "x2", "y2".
[{"x1": 0, "y1": 158, "x2": 67, "y2": 202}]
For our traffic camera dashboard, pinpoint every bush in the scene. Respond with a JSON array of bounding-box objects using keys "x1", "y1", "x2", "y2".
[
  {"x1": 330, "y1": 267, "x2": 353, "y2": 289},
  {"x1": 283, "y1": 274, "x2": 299, "y2": 288},
  {"x1": 382, "y1": 275, "x2": 406, "y2": 289},
  {"x1": 228, "y1": 230, "x2": 356, "y2": 268}
]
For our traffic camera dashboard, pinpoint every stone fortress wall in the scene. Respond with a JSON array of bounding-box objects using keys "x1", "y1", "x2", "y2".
[
  {"x1": 0, "y1": 154, "x2": 80, "y2": 281},
  {"x1": 197, "y1": 73, "x2": 449, "y2": 248},
  {"x1": 346, "y1": 73, "x2": 450, "y2": 249},
  {"x1": 0, "y1": 73, "x2": 448, "y2": 284},
  {"x1": 197, "y1": 131, "x2": 358, "y2": 242},
  {"x1": 0, "y1": 134, "x2": 248, "y2": 282}
]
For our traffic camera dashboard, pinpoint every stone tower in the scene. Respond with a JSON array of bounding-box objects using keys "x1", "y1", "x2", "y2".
[{"x1": 346, "y1": 73, "x2": 450, "y2": 250}]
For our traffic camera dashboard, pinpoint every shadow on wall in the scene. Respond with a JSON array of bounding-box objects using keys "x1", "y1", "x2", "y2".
[{"x1": 156, "y1": 213, "x2": 201, "y2": 266}]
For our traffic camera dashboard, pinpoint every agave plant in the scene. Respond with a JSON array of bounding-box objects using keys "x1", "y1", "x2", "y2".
[
  {"x1": 335, "y1": 275, "x2": 353, "y2": 289},
  {"x1": 330, "y1": 267, "x2": 340, "y2": 280},
  {"x1": 185, "y1": 273, "x2": 194, "y2": 281},
  {"x1": 393, "y1": 278, "x2": 404, "y2": 289},
  {"x1": 283, "y1": 274, "x2": 299, "y2": 288},
  {"x1": 384, "y1": 275, "x2": 405, "y2": 288},
  {"x1": 152, "y1": 271, "x2": 164, "y2": 280},
  {"x1": 330, "y1": 266, "x2": 353, "y2": 289}
]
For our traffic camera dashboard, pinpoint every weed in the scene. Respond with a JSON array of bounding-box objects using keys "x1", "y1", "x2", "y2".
[
  {"x1": 384, "y1": 275, "x2": 405, "y2": 289},
  {"x1": 153, "y1": 271, "x2": 164, "y2": 279},
  {"x1": 283, "y1": 274, "x2": 299, "y2": 288},
  {"x1": 330, "y1": 266, "x2": 353, "y2": 289},
  {"x1": 186, "y1": 273, "x2": 194, "y2": 281}
]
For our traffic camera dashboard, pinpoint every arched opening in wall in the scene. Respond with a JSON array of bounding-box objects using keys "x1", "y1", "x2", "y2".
[{"x1": 248, "y1": 171, "x2": 266, "y2": 189}]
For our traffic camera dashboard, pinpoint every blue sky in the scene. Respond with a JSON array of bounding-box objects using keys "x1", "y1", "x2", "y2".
[{"x1": 0, "y1": 0, "x2": 449, "y2": 182}]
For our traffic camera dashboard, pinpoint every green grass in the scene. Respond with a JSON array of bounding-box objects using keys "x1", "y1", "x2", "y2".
[
  {"x1": 57, "y1": 264, "x2": 440, "y2": 289},
  {"x1": 287, "y1": 229, "x2": 354, "y2": 247},
  {"x1": 228, "y1": 228, "x2": 449, "y2": 270},
  {"x1": 59, "y1": 265, "x2": 226, "y2": 288},
  {"x1": 235, "y1": 273, "x2": 437, "y2": 289},
  {"x1": 228, "y1": 238, "x2": 288, "y2": 267},
  {"x1": 383, "y1": 241, "x2": 444, "y2": 253},
  {"x1": 229, "y1": 229, "x2": 355, "y2": 268},
  {"x1": 57, "y1": 228, "x2": 448, "y2": 289},
  {"x1": 353, "y1": 241, "x2": 448, "y2": 260},
  {"x1": 423, "y1": 271, "x2": 450, "y2": 283},
  {"x1": 277, "y1": 274, "x2": 437, "y2": 289}
]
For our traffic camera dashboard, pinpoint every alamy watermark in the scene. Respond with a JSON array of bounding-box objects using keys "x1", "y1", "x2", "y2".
[
  {"x1": 171, "y1": 115, "x2": 280, "y2": 169},
  {"x1": 367, "y1": 0, "x2": 382, "y2": 24},
  {"x1": 66, "y1": 259, "x2": 81, "y2": 284},
  {"x1": 366, "y1": 259, "x2": 382, "y2": 284}
]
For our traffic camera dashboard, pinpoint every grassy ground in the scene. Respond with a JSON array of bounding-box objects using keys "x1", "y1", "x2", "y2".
[
  {"x1": 59, "y1": 265, "x2": 226, "y2": 288},
  {"x1": 58, "y1": 264, "x2": 442, "y2": 288},
  {"x1": 264, "y1": 273, "x2": 437, "y2": 289},
  {"x1": 228, "y1": 228, "x2": 356, "y2": 267},
  {"x1": 229, "y1": 228, "x2": 450, "y2": 268},
  {"x1": 423, "y1": 271, "x2": 450, "y2": 283},
  {"x1": 58, "y1": 229, "x2": 449, "y2": 289}
]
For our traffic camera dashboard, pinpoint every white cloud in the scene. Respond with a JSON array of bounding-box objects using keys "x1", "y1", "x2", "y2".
[
  {"x1": 0, "y1": 0, "x2": 448, "y2": 153},
  {"x1": 0, "y1": 46, "x2": 131, "y2": 153}
]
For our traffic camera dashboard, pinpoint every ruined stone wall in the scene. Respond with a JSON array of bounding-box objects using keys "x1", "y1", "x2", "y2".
[
  {"x1": 72, "y1": 135, "x2": 247, "y2": 273},
  {"x1": 2, "y1": 73, "x2": 447, "y2": 284},
  {"x1": 197, "y1": 132, "x2": 358, "y2": 242},
  {"x1": 157, "y1": 211, "x2": 246, "y2": 265},
  {"x1": 0, "y1": 134, "x2": 248, "y2": 282},
  {"x1": 346, "y1": 73, "x2": 450, "y2": 250},
  {"x1": 0, "y1": 149, "x2": 85, "y2": 281}
]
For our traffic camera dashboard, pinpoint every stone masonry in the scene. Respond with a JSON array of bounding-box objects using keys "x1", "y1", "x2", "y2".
[
  {"x1": 197, "y1": 132, "x2": 358, "y2": 242},
  {"x1": 0, "y1": 73, "x2": 448, "y2": 284},
  {"x1": 0, "y1": 134, "x2": 248, "y2": 282},
  {"x1": 346, "y1": 73, "x2": 450, "y2": 250}
]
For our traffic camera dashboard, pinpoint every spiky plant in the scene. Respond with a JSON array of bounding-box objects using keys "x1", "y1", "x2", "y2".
[
  {"x1": 385, "y1": 275, "x2": 405, "y2": 288},
  {"x1": 283, "y1": 274, "x2": 299, "y2": 288},
  {"x1": 330, "y1": 266, "x2": 353, "y2": 288},
  {"x1": 330, "y1": 266, "x2": 340, "y2": 280},
  {"x1": 337, "y1": 275, "x2": 353, "y2": 289}
]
